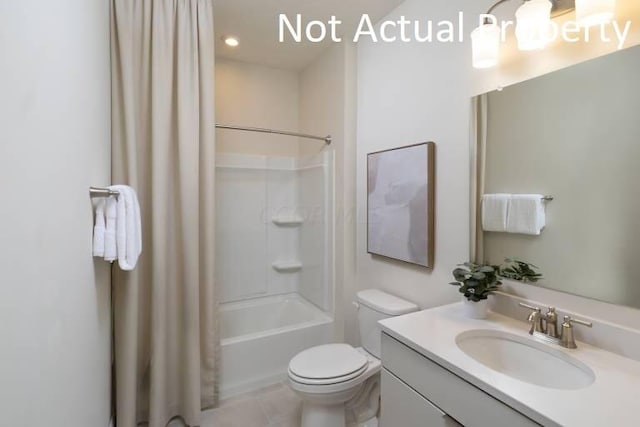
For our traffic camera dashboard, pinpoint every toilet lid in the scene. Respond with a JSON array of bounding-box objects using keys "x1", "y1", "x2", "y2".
[{"x1": 289, "y1": 344, "x2": 368, "y2": 380}]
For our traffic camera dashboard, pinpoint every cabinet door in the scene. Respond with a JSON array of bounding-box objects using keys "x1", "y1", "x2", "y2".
[
  {"x1": 381, "y1": 369, "x2": 461, "y2": 427},
  {"x1": 382, "y1": 333, "x2": 540, "y2": 427}
]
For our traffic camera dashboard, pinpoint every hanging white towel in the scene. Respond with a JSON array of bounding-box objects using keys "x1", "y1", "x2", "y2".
[
  {"x1": 104, "y1": 196, "x2": 118, "y2": 262},
  {"x1": 481, "y1": 194, "x2": 509, "y2": 232},
  {"x1": 110, "y1": 185, "x2": 142, "y2": 271},
  {"x1": 92, "y1": 199, "x2": 106, "y2": 257},
  {"x1": 506, "y1": 194, "x2": 546, "y2": 235}
]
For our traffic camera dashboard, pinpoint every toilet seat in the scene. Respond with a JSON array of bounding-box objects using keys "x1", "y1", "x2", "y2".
[
  {"x1": 288, "y1": 344, "x2": 368, "y2": 386},
  {"x1": 289, "y1": 364, "x2": 368, "y2": 386}
]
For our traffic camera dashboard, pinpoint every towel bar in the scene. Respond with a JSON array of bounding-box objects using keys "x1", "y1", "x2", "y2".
[
  {"x1": 90, "y1": 186, "x2": 119, "y2": 198},
  {"x1": 483, "y1": 195, "x2": 554, "y2": 201}
]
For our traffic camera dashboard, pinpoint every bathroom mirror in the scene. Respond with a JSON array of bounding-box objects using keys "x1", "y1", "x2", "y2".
[{"x1": 471, "y1": 44, "x2": 640, "y2": 309}]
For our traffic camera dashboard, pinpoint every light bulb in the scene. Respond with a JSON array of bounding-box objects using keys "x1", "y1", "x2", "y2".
[
  {"x1": 515, "y1": 0, "x2": 552, "y2": 51},
  {"x1": 471, "y1": 23, "x2": 501, "y2": 69},
  {"x1": 576, "y1": 0, "x2": 616, "y2": 27},
  {"x1": 224, "y1": 36, "x2": 239, "y2": 47}
]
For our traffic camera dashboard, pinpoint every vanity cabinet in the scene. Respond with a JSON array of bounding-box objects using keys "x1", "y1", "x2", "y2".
[
  {"x1": 381, "y1": 369, "x2": 461, "y2": 427},
  {"x1": 381, "y1": 333, "x2": 540, "y2": 427}
]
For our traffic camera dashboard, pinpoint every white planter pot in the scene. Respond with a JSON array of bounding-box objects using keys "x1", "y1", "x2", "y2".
[{"x1": 462, "y1": 298, "x2": 489, "y2": 319}]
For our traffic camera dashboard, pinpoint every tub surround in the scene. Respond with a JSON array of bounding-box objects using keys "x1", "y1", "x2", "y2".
[
  {"x1": 215, "y1": 152, "x2": 333, "y2": 309},
  {"x1": 215, "y1": 151, "x2": 335, "y2": 399},
  {"x1": 380, "y1": 304, "x2": 640, "y2": 426}
]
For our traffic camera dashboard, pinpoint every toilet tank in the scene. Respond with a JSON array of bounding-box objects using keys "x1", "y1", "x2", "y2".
[{"x1": 356, "y1": 289, "x2": 418, "y2": 358}]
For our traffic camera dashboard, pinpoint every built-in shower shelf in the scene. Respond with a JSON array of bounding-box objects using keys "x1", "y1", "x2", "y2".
[
  {"x1": 272, "y1": 262, "x2": 302, "y2": 273},
  {"x1": 272, "y1": 215, "x2": 304, "y2": 226}
]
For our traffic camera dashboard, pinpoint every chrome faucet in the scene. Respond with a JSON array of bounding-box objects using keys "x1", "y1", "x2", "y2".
[{"x1": 518, "y1": 303, "x2": 592, "y2": 349}]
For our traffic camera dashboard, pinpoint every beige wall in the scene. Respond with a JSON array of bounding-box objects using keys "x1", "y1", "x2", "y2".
[
  {"x1": 353, "y1": 0, "x2": 640, "y2": 343},
  {"x1": 215, "y1": 58, "x2": 301, "y2": 156},
  {"x1": 483, "y1": 45, "x2": 640, "y2": 308},
  {"x1": 0, "y1": 1, "x2": 112, "y2": 426}
]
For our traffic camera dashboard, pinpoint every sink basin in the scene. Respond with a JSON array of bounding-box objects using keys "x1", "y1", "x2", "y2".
[{"x1": 456, "y1": 329, "x2": 595, "y2": 390}]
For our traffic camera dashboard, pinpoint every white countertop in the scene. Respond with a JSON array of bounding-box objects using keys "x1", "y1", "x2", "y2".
[{"x1": 379, "y1": 303, "x2": 640, "y2": 427}]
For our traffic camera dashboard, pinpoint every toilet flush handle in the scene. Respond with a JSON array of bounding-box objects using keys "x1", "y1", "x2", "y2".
[{"x1": 352, "y1": 301, "x2": 360, "y2": 310}]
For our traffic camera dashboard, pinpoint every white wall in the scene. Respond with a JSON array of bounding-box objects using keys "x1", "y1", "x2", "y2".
[
  {"x1": 215, "y1": 58, "x2": 301, "y2": 156},
  {"x1": 300, "y1": 43, "x2": 358, "y2": 339},
  {"x1": 0, "y1": 1, "x2": 112, "y2": 426},
  {"x1": 353, "y1": 0, "x2": 640, "y2": 343},
  {"x1": 355, "y1": 0, "x2": 476, "y2": 343}
]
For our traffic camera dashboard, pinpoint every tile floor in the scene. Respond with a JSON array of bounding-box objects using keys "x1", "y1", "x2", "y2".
[{"x1": 170, "y1": 381, "x2": 302, "y2": 427}]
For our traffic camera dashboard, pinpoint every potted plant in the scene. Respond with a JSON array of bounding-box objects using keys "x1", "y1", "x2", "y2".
[
  {"x1": 450, "y1": 262, "x2": 502, "y2": 319},
  {"x1": 450, "y1": 258, "x2": 542, "y2": 319}
]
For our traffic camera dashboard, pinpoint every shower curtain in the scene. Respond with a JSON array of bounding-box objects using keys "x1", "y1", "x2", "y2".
[{"x1": 110, "y1": 1, "x2": 217, "y2": 426}]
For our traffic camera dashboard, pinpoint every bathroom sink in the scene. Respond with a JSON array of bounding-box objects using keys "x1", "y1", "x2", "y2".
[{"x1": 456, "y1": 329, "x2": 595, "y2": 390}]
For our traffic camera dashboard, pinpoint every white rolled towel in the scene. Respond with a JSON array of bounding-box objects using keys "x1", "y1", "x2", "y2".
[
  {"x1": 92, "y1": 199, "x2": 106, "y2": 257},
  {"x1": 104, "y1": 196, "x2": 118, "y2": 262},
  {"x1": 481, "y1": 194, "x2": 509, "y2": 232},
  {"x1": 110, "y1": 185, "x2": 142, "y2": 271},
  {"x1": 506, "y1": 194, "x2": 546, "y2": 235}
]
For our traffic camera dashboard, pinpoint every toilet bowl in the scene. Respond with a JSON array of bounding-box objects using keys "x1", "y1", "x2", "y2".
[
  {"x1": 288, "y1": 344, "x2": 381, "y2": 427},
  {"x1": 287, "y1": 289, "x2": 418, "y2": 427}
]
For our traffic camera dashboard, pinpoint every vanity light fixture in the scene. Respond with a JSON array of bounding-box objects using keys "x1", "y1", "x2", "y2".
[
  {"x1": 223, "y1": 36, "x2": 239, "y2": 47},
  {"x1": 576, "y1": 0, "x2": 616, "y2": 27},
  {"x1": 472, "y1": 0, "x2": 616, "y2": 69},
  {"x1": 471, "y1": 23, "x2": 501, "y2": 68},
  {"x1": 515, "y1": 0, "x2": 553, "y2": 51},
  {"x1": 472, "y1": 0, "x2": 555, "y2": 68}
]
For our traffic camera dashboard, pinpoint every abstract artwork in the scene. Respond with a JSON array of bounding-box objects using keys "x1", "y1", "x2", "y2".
[{"x1": 367, "y1": 142, "x2": 435, "y2": 268}]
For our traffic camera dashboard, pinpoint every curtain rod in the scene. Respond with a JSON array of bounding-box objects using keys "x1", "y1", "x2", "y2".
[{"x1": 215, "y1": 124, "x2": 332, "y2": 145}]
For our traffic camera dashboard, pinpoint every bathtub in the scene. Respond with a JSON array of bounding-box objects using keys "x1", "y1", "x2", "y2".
[{"x1": 219, "y1": 293, "x2": 333, "y2": 398}]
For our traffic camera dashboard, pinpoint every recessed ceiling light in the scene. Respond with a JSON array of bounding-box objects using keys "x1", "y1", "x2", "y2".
[{"x1": 223, "y1": 36, "x2": 239, "y2": 47}]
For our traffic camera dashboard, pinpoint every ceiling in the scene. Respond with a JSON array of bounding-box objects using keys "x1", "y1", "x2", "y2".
[{"x1": 214, "y1": 0, "x2": 405, "y2": 70}]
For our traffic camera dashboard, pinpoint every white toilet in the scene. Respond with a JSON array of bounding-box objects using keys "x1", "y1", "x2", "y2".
[{"x1": 288, "y1": 289, "x2": 418, "y2": 427}]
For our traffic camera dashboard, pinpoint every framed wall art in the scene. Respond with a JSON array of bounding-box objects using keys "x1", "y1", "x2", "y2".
[{"x1": 367, "y1": 142, "x2": 435, "y2": 268}]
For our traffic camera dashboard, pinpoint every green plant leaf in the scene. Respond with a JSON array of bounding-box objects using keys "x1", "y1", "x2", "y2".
[
  {"x1": 499, "y1": 258, "x2": 543, "y2": 283},
  {"x1": 452, "y1": 268, "x2": 469, "y2": 281},
  {"x1": 465, "y1": 280, "x2": 480, "y2": 288}
]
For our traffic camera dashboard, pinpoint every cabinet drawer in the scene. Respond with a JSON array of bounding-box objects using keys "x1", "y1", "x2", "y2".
[
  {"x1": 381, "y1": 368, "x2": 461, "y2": 427},
  {"x1": 382, "y1": 333, "x2": 539, "y2": 427}
]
